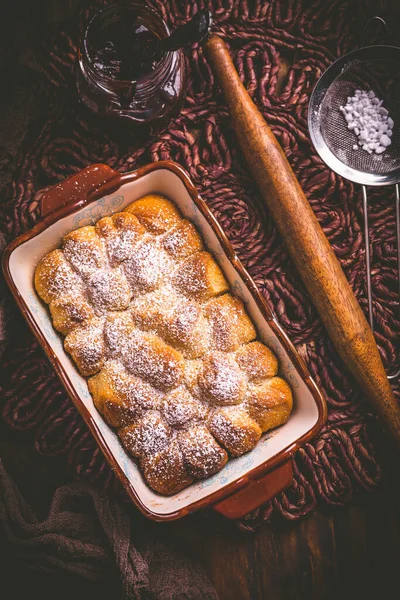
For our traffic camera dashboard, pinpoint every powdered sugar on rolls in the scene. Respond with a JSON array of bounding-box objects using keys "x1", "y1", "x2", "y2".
[{"x1": 34, "y1": 194, "x2": 294, "y2": 495}]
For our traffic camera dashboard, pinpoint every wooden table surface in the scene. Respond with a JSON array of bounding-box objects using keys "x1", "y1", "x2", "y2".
[{"x1": 1, "y1": 416, "x2": 399, "y2": 600}]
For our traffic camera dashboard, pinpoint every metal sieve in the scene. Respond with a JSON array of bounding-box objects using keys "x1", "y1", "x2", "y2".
[{"x1": 308, "y1": 26, "x2": 400, "y2": 379}]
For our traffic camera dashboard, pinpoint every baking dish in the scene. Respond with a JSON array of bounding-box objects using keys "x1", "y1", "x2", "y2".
[{"x1": 2, "y1": 161, "x2": 327, "y2": 521}]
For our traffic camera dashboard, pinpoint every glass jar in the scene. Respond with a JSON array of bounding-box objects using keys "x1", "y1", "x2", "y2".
[{"x1": 76, "y1": 1, "x2": 186, "y2": 125}]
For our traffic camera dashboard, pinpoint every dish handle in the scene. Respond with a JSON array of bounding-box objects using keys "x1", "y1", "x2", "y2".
[
  {"x1": 41, "y1": 164, "x2": 119, "y2": 217},
  {"x1": 212, "y1": 459, "x2": 293, "y2": 519}
]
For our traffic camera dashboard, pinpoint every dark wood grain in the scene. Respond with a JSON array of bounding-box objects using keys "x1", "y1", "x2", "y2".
[
  {"x1": 204, "y1": 35, "x2": 400, "y2": 450},
  {"x1": 1, "y1": 420, "x2": 399, "y2": 600}
]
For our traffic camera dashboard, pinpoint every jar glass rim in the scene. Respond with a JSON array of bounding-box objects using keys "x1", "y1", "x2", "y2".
[{"x1": 82, "y1": 0, "x2": 171, "y2": 86}]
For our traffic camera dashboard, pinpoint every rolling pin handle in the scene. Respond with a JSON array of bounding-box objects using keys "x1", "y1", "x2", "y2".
[{"x1": 204, "y1": 35, "x2": 400, "y2": 448}]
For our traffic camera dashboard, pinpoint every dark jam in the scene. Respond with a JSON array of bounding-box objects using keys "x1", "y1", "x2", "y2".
[
  {"x1": 91, "y1": 22, "x2": 162, "y2": 82},
  {"x1": 76, "y1": 2, "x2": 186, "y2": 126}
]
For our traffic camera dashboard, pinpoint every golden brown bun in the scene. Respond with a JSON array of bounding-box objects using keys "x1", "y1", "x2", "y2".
[
  {"x1": 130, "y1": 290, "x2": 210, "y2": 359},
  {"x1": 173, "y1": 252, "x2": 229, "y2": 301},
  {"x1": 95, "y1": 212, "x2": 146, "y2": 265},
  {"x1": 140, "y1": 440, "x2": 194, "y2": 495},
  {"x1": 35, "y1": 192, "x2": 294, "y2": 496},
  {"x1": 208, "y1": 407, "x2": 262, "y2": 457},
  {"x1": 184, "y1": 359, "x2": 202, "y2": 397},
  {"x1": 124, "y1": 195, "x2": 181, "y2": 234},
  {"x1": 88, "y1": 361, "x2": 160, "y2": 428},
  {"x1": 162, "y1": 219, "x2": 203, "y2": 259},
  {"x1": 87, "y1": 267, "x2": 132, "y2": 312},
  {"x1": 64, "y1": 318, "x2": 105, "y2": 376},
  {"x1": 205, "y1": 294, "x2": 256, "y2": 351},
  {"x1": 104, "y1": 311, "x2": 136, "y2": 356},
  {"x1": 119, "y1": 411, "x2": 172, "y2": 458},
  {"x1": 49, "y1": 295, "x2": 95, "y2": 335},
  {"x1": 123, "y1": 332, "x2": 185, "y2": 391},
  {"x1": 179, "y1": 425, "x2": 228, "y2": 479},
  {"x1": 161, "y1": 387, "x2": 206, "y2": 427},
  {"x1": 129, "y1": 287, "x2": 178, "y2": 331},
  {"x1": 35, "y1": 249, "x2": 80, "y2": 305},
  {"x1": 244, "y1": 377, "x2": 293, "y2": 431},
  {"x1": 197, "y1": 352, "x2": 247, "y2": 406},
  {"x1": 62, "y1": 226, "x2": 106, "y2": 279},
  {"x1": 236, "y1": 341, "x2": 278, "y2": 383},
  {"x1": 123, "y1": 240, "x2": 173, "y2": 293},
  {"x1": 161, "y1": 299, "x2": 211, "y2": 359}
]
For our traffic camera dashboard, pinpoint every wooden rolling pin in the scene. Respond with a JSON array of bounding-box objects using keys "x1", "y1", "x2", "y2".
[{"x1": 204, "y1": 34, "x2": 400, "y2": 447}]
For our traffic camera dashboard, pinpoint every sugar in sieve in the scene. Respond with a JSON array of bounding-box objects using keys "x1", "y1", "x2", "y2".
[{"x1": 308, "y1": 18, "x2": 400, "y2": 379}]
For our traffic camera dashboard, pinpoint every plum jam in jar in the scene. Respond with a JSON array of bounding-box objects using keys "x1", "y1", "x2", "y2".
[{"x1": 76, "y1": 1, "x2": 186, "y2": 125}]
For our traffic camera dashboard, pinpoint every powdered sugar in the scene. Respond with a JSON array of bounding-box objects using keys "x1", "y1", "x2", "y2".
[
  {"x1": 161, "y1": 386, "x2": 205, "y2": 427},
  {"x1": 106, "y1": 228, "x2": 143, "y2": 264},
  {"x1": 208, "y1": 407, "x2": 262, "y2": 456},
  {"x1": 173, "y1": 253, "x2": 208, "y2": 297},
  {"x1": 35, "y1": 250, "x2": 83, "y2": 304},
  {"x1": 129, "y1": 285, "x2": 179, "y2": 329},
  {"x1": 120, "y1": 411, "x2": 172, "y2": 457},
  {"x1": 123, "y1": 238, "x2": 174, "y2": 293},
  {"x1": 169, "y1": 301, "x2": 201, "y2": 340},
  {"x1": 205, "y1": 295, "x2": 256, "y2": 351},
  {"x1": 63, "y1": 231, "x2": 106, "y2": 279},
  {"x1": 64, "y1": 317, "x2": 106, "y2": 375},
  {"x1": 36, "y1": 197, "x2": 292, "y2": 495},
  {"x1": 140, "y1": 440, "x2": 193, "y2": 495},
  {"x1": 179, "y1": 425, "x2": 227, "y2": 478},
  {"x1": 104, "y1": 312, "x2": 134, "y2": 357},
  {"x1": 123, "y1": 332, "x2": 185, "y2": 391},
  {"x1": 102, "y1": 360, "x2": 161, "y2": 412},
  {"x1": 88, "y1": 267, "x2": 132, "y2": 312},
  {"x1": 198, "y1": 352, "x2": 247, "y2": 405},
  {"x1": 162, "y1": 219, "x2": 203, "y2": 259}
]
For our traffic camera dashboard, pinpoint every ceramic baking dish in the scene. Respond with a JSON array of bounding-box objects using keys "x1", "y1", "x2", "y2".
[{"x1": 2, "y1": 161, "x2": 327, "y2": 521}]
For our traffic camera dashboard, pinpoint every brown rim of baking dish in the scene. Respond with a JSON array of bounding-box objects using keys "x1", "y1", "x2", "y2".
[{"x1": 2, "y1": 161, "x2": 327, "y2": 521}]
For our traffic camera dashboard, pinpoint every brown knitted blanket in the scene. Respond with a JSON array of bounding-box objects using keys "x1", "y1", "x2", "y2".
[{"x1": 0, "y1": 0, "x2": 399, "y2": 531}]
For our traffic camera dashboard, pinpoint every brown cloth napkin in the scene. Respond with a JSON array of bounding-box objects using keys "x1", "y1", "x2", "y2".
[{"x1": 0, "y1": 460, "x2": 218, "y2": 600}]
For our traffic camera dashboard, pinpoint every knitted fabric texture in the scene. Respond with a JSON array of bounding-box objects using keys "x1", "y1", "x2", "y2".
[{"x1": 0, "y1": 0, "x2": 399, "y2": 531}]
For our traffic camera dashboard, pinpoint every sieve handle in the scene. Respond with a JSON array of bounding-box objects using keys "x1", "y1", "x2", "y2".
[
  {"x1": 204, "y1": 35, "x2": 400, "y2": 448},
  {"x1": 361, "y1": 16, "x2": 389, "y2": 47},
  {"x1": 363, "y1": 185, "x2": 400, "y2": 380}
]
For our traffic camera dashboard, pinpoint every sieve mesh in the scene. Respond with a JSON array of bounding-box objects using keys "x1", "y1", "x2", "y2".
[{"x1": 319, "y1": 58, "x2": 400, "y2": 175}]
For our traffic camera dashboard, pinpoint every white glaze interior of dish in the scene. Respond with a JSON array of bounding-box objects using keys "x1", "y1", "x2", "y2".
[{"x1": 8, "y1": 168, "x2": 319, "y2": 516}]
